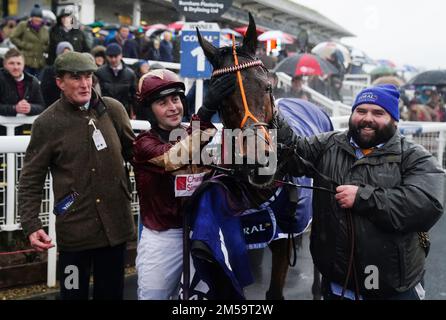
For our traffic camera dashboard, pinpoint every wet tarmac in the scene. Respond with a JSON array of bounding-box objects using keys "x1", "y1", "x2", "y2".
[{"x1": 25, "y1": 211, "x2": 446, "y2": 300}]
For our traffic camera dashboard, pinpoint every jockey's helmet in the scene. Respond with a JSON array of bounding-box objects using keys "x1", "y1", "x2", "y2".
[{"x1": 137, "y1": 69, "x2": 186, "y2": 125}]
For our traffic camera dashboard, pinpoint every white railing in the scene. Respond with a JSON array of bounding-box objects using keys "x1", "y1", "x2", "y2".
[
  {"x1": 343, "y1": 74, "x2": 371, "y2": 86},
  {"x1": 2, "y1": 112, "x2": 446, "y2": 287},
  {"x1": 330, "y1": 117, "x2": 446, "y2": 168},
  {"x1": 122, "y1": 58, "x2": 180, "y2": 71},
  {"x1": 276, "y1": 72, "x2": 352, "y2": 116},
  {"x1": 341, "y1": 79, "x2": 369, "y2": 106},
  {"x1": 0, "y1": 118, "x2": 149, "y2": 287}
]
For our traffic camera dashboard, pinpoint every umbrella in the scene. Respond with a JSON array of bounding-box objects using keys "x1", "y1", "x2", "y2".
[
  {"x1": 372, "y1": 75, "x2": 405, "y2": 87},
  {"x1": 258, "y1": 30, "x2": 295, "y2": 44},
  {"x1": 350, "y1": 48, "x2": 375, "y2": 66},
  {"x1": 103, "y1": 23, "x2": 121, "y2": 30},
  {"x1": 167, "y1": 20, "x2": 184, "y2": 31},
  {"x1": 407, "y1": 70, "x2": 446, "y2": 86},
  {"x1": 89, "y1": 21, "x2": 105, "y2": 28},
  {"x1": 376, "y1": 59, "x2": 397, "y2": 68},
  {"x1": 145, "y1": 24, "x2": 170, "y2": 38},
  {"x1": 42, "y1": 9, "x2": 56, "y2": 23},
  {"x1": 273, "y1": 53, "x2": 339, "y2": 77},
  {"x1": 145, "y1": 23, "x2": 168, "y2": 31},
  {"x1": 234, "y1": 25, "x2": 266, "y2": 36},
  {"x1": 399, "y1": 64, "x2": 419, "y2": 73},
  {"x1": 221, "y1": 28, "x2": 242, "y2": 37},
  {"x1": 370, "y1": 65, "x2": 396, "y2": 77},
  {"x1": 311, "y1": 42, "x2": 351, "y2": 69}
]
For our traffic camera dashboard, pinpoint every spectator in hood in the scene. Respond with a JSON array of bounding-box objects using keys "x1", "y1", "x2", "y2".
[
  {"x1": 47, "y1": 8, "x2": 90, "y2": 65},
  {"x1": 91, "y1": 45, "x2": 106, "y2": 67},
  {"x1": 10, "y1": 4, "x2": 49, "y2": 78}
]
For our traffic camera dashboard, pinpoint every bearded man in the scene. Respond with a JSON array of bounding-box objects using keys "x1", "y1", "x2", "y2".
[{"x1": 274, "y1": 84, "x2": 445, "y2": 300}]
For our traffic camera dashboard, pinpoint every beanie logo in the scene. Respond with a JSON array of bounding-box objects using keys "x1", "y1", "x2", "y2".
[{"x1": 357, "y1": 92, "x2": 378, "y2": 103}]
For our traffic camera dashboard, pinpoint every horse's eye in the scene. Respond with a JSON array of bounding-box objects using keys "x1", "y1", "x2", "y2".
[{"x1": 266, "y1": 84, "x2": 272, "y2": 93}]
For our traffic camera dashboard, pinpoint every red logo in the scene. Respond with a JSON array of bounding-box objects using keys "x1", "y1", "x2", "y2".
[{"x1": 176, "y1": 176, "x2": 187, "y2": 190}]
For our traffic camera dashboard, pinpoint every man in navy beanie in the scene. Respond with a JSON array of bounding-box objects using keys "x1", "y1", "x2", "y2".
[
  {"x1": 349, "y1": 84, "x2": 400, "y2": 149},
  {"x1": 273, "y1": 84, "x2": 444, "y2": 299}
]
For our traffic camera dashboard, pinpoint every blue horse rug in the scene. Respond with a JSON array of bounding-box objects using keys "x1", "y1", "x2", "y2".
[{"x1": 185, "y1": 99, "x2": 333, "y2": 299}]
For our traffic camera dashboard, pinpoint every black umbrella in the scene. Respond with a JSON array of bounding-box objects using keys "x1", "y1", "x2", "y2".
[
  {"x1": 273, "y1": 53, "x2": 338, "y2": 77},
  {"x1": 407, "y1": 70, "x2": 446, "y2": 86}
]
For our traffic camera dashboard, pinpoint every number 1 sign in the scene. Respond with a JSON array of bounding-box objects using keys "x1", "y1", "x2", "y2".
[{"x1": 180, "y1": 22, "x2": 220, "y2": 79}]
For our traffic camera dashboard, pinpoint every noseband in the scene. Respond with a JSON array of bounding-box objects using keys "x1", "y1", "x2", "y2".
[{"x1": 211, "y1": 35, "x2": 273, "y2": 144}]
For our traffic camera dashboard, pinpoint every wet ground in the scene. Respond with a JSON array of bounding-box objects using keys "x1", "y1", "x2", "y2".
[{"x1": 24, "y1": 211, "x2": 446, "y2": 300}]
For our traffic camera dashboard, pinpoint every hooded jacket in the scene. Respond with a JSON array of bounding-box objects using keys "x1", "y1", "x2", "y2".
[
  {"x1": 10, "y1": 20, "x2": 49, "y2": 69},
  {"x1": 47, "y1": 15, "x2": 90, "y2": 65}
]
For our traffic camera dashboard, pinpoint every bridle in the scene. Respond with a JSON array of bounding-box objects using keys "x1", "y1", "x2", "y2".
[{"x1": 211, "y1": 35, "x2": 273, "y2": 145}]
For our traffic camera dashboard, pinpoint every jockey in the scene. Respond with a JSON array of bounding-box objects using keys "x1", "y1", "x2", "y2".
[{"x1": 131, "y1": 69, "x2": 235, "y2": 300}]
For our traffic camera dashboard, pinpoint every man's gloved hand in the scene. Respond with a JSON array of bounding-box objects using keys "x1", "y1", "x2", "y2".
[
  {"x1": 269, "y1": 112, "x2": 295, "y2": 147},
  {"x1": 197, "y1": 73, "x2": 237, "y2": 121}
]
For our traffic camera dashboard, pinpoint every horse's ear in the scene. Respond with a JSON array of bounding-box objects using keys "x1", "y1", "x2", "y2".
[
  {"x1": 197, "y1": 27, "x2": 219, "y2": 68},
  {"x1": 242, "y1": 12, "x2": 258, "y2": 56}
]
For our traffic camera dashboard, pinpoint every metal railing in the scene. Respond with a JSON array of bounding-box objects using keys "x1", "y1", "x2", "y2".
[
  {"x1": 2, "y1": 108, "x2": 446, "y2": 287},
  {"x1": 0, "y1": 118, "x2": 149, "y2": 287},
  {"x1": 122, "y1": 58, "x2": 180, "y2": 71},
  {"x1": 276, "y1": 72, "x2": 352, "y2": 116}
]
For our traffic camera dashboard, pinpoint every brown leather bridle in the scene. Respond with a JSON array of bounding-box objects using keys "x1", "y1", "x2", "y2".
[{"x1": 211, "y1": 35, "x2": 273, "y2": 146}]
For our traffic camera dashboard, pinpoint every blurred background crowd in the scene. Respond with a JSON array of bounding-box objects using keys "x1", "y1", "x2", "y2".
[{"x1": 0, "y1": 3, "x2": 445, "y2": 125}]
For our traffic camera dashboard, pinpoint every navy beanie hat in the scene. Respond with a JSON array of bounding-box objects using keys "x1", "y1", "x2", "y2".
[
  {"x1": 105, "y1": 43, "x2": 122, "y2": 56},
  {"x1": 352, "y1": 84, "x2": 400, "y2": 121}
]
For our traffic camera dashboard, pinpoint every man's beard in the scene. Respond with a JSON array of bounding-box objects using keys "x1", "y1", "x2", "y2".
[{"x1": 348, "y1": 116, "x2": 397, "y2": 149}]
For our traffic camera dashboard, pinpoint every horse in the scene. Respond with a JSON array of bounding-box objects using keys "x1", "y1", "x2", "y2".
[{"x1": 184, "y1": 13, "x2": 332, "y2": 300}]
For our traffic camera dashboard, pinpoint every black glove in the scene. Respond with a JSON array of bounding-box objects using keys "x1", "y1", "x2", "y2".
[
  {"x1": 197, "y1": 73, "x2": 237, "y2": 121},
  {"x1": 269, "y1": 112, "x2": 295, "y2": 147}
]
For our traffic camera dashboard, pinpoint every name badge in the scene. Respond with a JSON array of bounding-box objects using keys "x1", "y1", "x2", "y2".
[
  {"x1": 92, "y1": 129, "x2": 107, "y2": 151},
  {"x1": 89, "y1": 118, "x2": 107, "y2": 151},
  {"x1": 175, "y1": 173, "x2": 206, "y2": 197}
]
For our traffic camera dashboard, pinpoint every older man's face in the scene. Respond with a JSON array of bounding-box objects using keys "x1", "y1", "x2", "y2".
[
  {"x1": 56, "y1": 72, "x2": 93, "y2": 106},
  {"x1": 349, "y1": 104, "x2": 397, "y2": 148}
]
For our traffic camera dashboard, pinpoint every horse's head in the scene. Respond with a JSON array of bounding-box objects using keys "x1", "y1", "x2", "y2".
[{"x1": 197, "y1": 13, "x2": 278, "y2": 188}]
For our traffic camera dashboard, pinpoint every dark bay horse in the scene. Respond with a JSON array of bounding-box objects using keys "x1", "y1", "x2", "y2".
[{"x1": 189, "y1": 13, "x2": 331, "y2": 300}]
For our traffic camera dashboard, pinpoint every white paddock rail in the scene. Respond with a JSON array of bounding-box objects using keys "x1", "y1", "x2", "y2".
[
  {"x1": 2, "y1": 116, "x2": 446, "y2": 287},
  {"x1": 276, "y1": 72, "x2": 352, "y2": 117},
  {"x1": 0, "y1": 118, "x2": 150, "y2": 287}
]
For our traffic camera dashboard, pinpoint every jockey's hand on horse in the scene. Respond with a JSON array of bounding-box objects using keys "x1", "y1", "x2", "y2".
[{"x1": 197, "y1": 73, "x2": 237, "y2": 121}]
